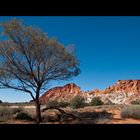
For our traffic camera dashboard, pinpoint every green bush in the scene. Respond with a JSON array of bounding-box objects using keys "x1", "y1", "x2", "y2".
[
  {"x1": 70, "y1": 95, "x2": 86, "y2": 109},
  {"x1": 15, "y1": 112, "x2": 33, "y2": 121},
  {"x1": 57, "y1": 101, "x2": 69, "y2": 108},
  {"x1": 46, "y1": 100, "x2": 69, "y2": 108},
  {"x1": 121, "y1": 105, "x2": 140, "y2": 119},
  {"x1": 46, "y1": 100, "x2": 59, "y2": 108},
  {"x1": 90, "y1": 97, "x2": 104, "y2": 106}
]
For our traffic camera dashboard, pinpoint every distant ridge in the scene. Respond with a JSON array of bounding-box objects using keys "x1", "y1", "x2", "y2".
[
  {"x1": 39, "y1": 83, "x2": 84, "y2": 104},
  {"x1": 39, "y1": 80, "x2": 140, "y2": 105}
]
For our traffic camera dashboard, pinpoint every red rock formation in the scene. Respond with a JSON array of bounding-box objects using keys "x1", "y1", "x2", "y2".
[
  {"x1": 89, "y1": 89, "x2": 102, "y2": 95},
  {"x1": 40, "y1": 80, "x2": 140, "y2": 105},
  {"x1": 39, "y1": 83, "x2": 83, "y2": 104},
  {"x1": 89, "y1": 80, "x2": 140, "y2": 95},
  {"x1": 102, "y1": 80, "x2": 140, "y2": 94},
  {"x1": 89, "y1": 80, "x2": 140, "y2": 104}
]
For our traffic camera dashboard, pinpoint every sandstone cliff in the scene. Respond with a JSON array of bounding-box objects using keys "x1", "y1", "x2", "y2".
[
  {"x1": 40, "y1": 80, "x2": 140, "y2": 105},
  {"x1": 39, "y1": 83, "x2": 84, "y2": 104},
  {"x1": 89, "y1": 80, "x2": 140, "y2": 104}
]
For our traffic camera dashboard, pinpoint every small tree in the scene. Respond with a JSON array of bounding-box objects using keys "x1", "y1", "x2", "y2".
[
  {"x1": 70, "y1": 95, "x2": 86, "y2": 109},
  {"x1": 46, "y1": 100, "x2": 59, "y2": 108},
  {"x1": 0, "y1": 19, "x2": 80, "y2": 123},
  {"x1": 90, "y1": 97, "x2": 104, "y2": 106}
]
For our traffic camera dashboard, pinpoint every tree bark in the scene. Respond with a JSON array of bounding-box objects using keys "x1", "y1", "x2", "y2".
[{"x1": 35, "y1": 98, "x2": 41, "y2": 124}]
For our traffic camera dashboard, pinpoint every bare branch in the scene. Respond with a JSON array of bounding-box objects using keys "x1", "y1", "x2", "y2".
[{"x1": 0, "y1": 18, "x2": 80, "y2": 100}]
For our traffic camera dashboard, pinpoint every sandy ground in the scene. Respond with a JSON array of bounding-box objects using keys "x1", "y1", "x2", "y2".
[{"x1": 1, "y1": 105, "x2": 140, "y2": 124}]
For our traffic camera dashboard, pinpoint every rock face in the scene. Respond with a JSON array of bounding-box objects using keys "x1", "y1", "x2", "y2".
[
  {"x1": 89, "y1": 80, "x2": 140, "y2": 104},
  {"x1": 39, "y1": 83, "x2": 84, "y2": 104},
  {"x1": 40, "y1": 80, "x2": 140, "y2": 105},
  {"x1": 103, "y1": 80, "x2": 140, "y2": 94}
]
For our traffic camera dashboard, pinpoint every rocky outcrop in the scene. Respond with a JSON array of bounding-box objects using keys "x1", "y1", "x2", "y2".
[
  {"x1": 40, "y1": 80, "x2": 140, "y2": 105},
  {"x1": 89, "y1": 80, "x2": 140, "y2": 104},
  {"x1": 103, "y1": 80, "x2": 140, "y2": 94},
  {"x1": 39, "y1": 83, "x2": 84, "y2": 104}
]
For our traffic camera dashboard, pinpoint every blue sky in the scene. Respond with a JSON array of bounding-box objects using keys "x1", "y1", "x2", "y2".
[{"x1": 0, "y1": 16, "x2": 140, "y2": 102}]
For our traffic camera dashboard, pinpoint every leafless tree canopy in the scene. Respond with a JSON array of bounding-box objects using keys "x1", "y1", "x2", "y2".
[{"x1": 0, "y1": 19, "x2": 80, "y2": 99}]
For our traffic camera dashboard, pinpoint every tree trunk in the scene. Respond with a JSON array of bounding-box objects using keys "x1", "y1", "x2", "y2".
[{"x1": 35, "y1": 99, "x2": 41, "y2": 124}]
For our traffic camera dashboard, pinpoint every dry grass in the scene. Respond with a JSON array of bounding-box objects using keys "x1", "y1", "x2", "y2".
[
  {"x1": 0, "y1": 107, "x2": 23, "y2": 122},
  {"x1": 1, "y1": 104, "x2": 140, "y2": 124},
  {"x1": 0, "y1": 106, "x2": 34, "y2": 123},
  {"x1": 121, "y1": 105, "x2": 140, "y2": 119}
]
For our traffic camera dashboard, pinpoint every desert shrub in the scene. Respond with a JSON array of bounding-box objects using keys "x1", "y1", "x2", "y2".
[
  {"x1": 15, "y1": 112, "x2": 33, "y2": 121},
  {"x1": 57, "y1": 101, "x2": 70, "y2": 108},
  {"x1": 0, "y1": 107, "x2": 14, "y2": 121},
  {"x1": 90, "y1": 97, "x2": 104, "y2": 106},
  {"x1": 131, "y1": 100, "x2": 140, "y2": 105},
  {"x1": 121, "y1": 105, "x2": 140, "y2": 119},
  {"x1": 12, "y1": 107, "x2": 24, "y2": 114},
  {"x1": 46, "y1": 100, "x2": 70, "y2": 108},
  {"x1": 46, "y1": 100, "x2": 59, "y2": 108},
  {"x1": 69, "y1": 95, "x2": 86, "y2": 109},
  {"x1": 0, "y1": 107, "x2": 25, "y2": 122}
]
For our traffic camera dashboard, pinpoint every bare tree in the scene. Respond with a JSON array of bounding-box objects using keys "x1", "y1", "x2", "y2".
[{"x1": 0, "y1": 19, "x2": 80, "y2": 123}]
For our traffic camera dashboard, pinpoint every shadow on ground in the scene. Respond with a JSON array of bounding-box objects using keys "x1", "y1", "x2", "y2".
[{"x1": 42, "y1": 109, "x2": 113, "y2": 124}]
